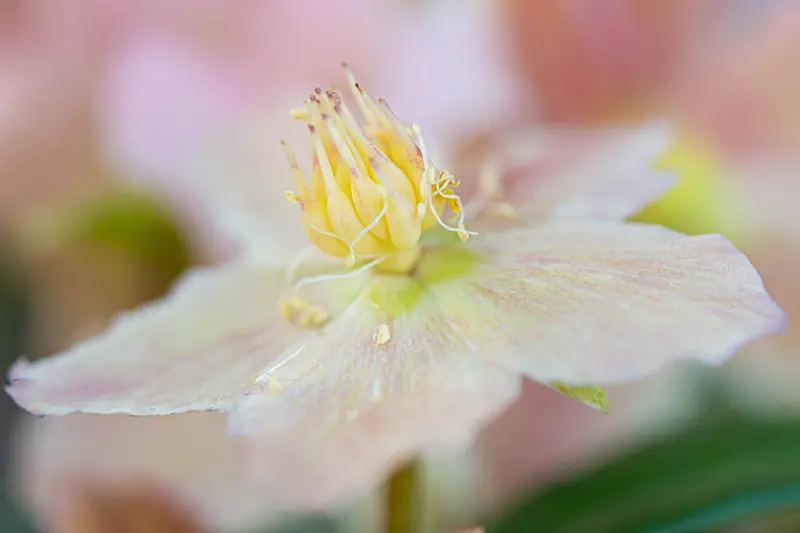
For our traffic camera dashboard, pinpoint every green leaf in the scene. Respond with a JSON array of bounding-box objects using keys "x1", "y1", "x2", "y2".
[
  {"x1": 486, "y1": 417, "x2": 800, "y2": 533},
  {"x1": 244, "y1": 515, "x2": 340, "y2": 533},
  {"x1": 0, "y1": 233, "x2": 36, "y2": 532},
  {"x1": 0, "y1": 495, "x2": 36, "y2": 533},
  {"x1": 0, "y1": 236, "x2": 30, "y2": 367}
]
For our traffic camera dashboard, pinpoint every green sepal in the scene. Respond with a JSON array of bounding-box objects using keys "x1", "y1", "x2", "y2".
[{"x1": 550, "y1": 383, "x2": 610, "y2": 414}]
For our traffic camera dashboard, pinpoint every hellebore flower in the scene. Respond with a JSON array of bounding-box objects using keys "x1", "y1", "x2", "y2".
[{"x1": 7, "y1": 68, "x2": 785, "y2": 508}]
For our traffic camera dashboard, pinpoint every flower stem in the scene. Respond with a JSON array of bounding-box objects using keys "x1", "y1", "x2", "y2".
[{"x1": 386, "y1": 459, "x2": 423, "y2": 533}]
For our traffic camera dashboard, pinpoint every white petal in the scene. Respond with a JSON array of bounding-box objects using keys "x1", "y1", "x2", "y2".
[
  {"x1": 229, "y1": 279, "x2": 520, "y2": 509},
  {"x1": 7, "y1": 261, "x2": 306, "y2": 415},
  {"x1": 428, "y1": 221, "x2": 785, "y2": 384},
  {"x1": 469, "y1": 123, "x2": 674, "y2": 227}
]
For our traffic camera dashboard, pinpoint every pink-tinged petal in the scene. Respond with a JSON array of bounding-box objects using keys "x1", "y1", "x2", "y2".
[
  {"x1": 429, "y1": 222, "x2": 785, "y2": 384},
  {"x1": 7, "y1": 261, "x2": 306, "y2": 415},
  {"x1": 467, "y1": 123, "x2": 674, "y2": 228},
  {"x1": 229, "y1": 279, "x2": 520, "y2": 509}
]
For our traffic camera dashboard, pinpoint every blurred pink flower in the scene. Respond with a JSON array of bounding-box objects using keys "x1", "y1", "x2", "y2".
[
  {"x1": 101, "y1": 0, "x2": 388, "y2": 179},
  {"x1": 97, "y1": 0, "x2": 522, "y2": 259},
  {"x1": 7, "y1": 71, "x2": 783, "y2": 513},
  {"x1": 0, "y1": 1, "x2": 107, "y2": 223},
  {"x1": 671, "y1": 4, "x2": 800, "y2": 157},
  {"x1": 101, "y1": 2, "x2": 520, "y2": 174},
  {"x1": 14, "y1": 413, "x2": 271, "y2": 533},
  {"x1": 0, "y1": 0, "x2": 263, "y2": 221},
  {"x1": 44, "y1": 485, "x2": 202, "y2": 533},
  {"x1": 502, "y1": 0, "x2": 715, "y2": 123}
]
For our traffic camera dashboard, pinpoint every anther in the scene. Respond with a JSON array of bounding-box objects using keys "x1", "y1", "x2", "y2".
[
  {"x1": 289, "y1": 107, "x2": 308, "y2": 120},
  {"x1": 266, "y1": 375, "x2": 283, "y2": 394},
  {"x1": 457, "y1": 221, "x2": 470, "y2": 242},
  {"x1": 375, "y1": 324, "x2": 391, "y2": 346},
  {"x1": 281, "y1": 296, "x2": 331, "y2": 328},
  {"x1": 488, "y1": 202, "x2": 517, "y2": 219},
  {"x1": 416, "y1": 202, "x2": 427, "y2": 221},
  {"x1": 285, "y1": 191, "x2": 303, "y2": 206}
]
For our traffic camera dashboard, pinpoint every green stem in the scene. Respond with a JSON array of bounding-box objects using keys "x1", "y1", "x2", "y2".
[{"x1": 386, "y1": 460, "x2": 423, "y2": 533}]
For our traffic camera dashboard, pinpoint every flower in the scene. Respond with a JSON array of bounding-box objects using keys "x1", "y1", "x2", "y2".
[
  {"x1": 6, "y1": 68, "x2": 785, "y2": 509},
  {"x1": 501, "y1": 0, "x2": 708, "y2": 123},
  {"x1": 100, "y1": 0, "x2": 520, "y2": 261}
]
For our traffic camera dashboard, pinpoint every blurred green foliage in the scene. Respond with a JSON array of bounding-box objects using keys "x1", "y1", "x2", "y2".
[
  {"x1": 0, "y1": 497, "x2": 36, "y2": 533},
  {"x1": 0, "y1": 189, "x2": 193, "y2": 532},
  {"x1": 46, "y1": 188, "x2": 192, "y2": 285},
  {"x1": 487, "y1": 413, "x2": 800, "y2": 533},
  {"x1": 0, "y1": 234, "x2": 30, "y2": 371},
  {"x1": 0, "y1": 232, "x2": 37, "y2": 531},
  {"x1": 256, "y1": 515, "x2": 340, "y2": 533}
]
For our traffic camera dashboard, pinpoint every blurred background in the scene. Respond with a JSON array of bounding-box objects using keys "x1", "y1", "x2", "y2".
[{"x1": 2, "y1": 1, "x2": 800, "y2": 531}]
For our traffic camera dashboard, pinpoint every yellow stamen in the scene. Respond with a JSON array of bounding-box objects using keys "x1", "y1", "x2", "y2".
[
  {"x1": 375, "y1": 324, "x2": 391, "y2": 346},
  {"x1": 289, "y1": 107, "x2": 309, "y2": 120},
  {"x1": 487, "y1": 202, "x2": 517, "y2": 219},
  {"x1": 457, "y1": 222, "x2": 470, "y2": 242},
  {"x1": 281, "y1": 141, "x2": 311, "y2": 200},
  {"x1": 281, "y1": 296, "x2": 330, "y2": 328},
  {"x1": 281, "y1": 66, "x2": 476, "y2": 274},
  {"x1": 416, "y1": 202, "x2": 426, "y2": 222},
  {"x1": 285, "y1": 191, "x2": 302, "y2": 205},
  {"x1": 266, "y1": 375, "x2": 283, "y2": 394}
]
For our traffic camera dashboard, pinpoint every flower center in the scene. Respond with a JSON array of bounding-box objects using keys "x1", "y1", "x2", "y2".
[{"x1": 282, "y1": 65, "x2": 474, "y2": 275}]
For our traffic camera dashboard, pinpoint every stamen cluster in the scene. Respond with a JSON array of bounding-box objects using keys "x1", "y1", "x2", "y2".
[{"x1": 283, "y1": 67, "x2": 474, "y2": 274}]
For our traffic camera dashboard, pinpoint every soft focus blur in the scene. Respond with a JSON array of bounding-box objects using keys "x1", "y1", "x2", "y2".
[{"x1": 2, "y1": 1, "x2": 800, "y2": 532}]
